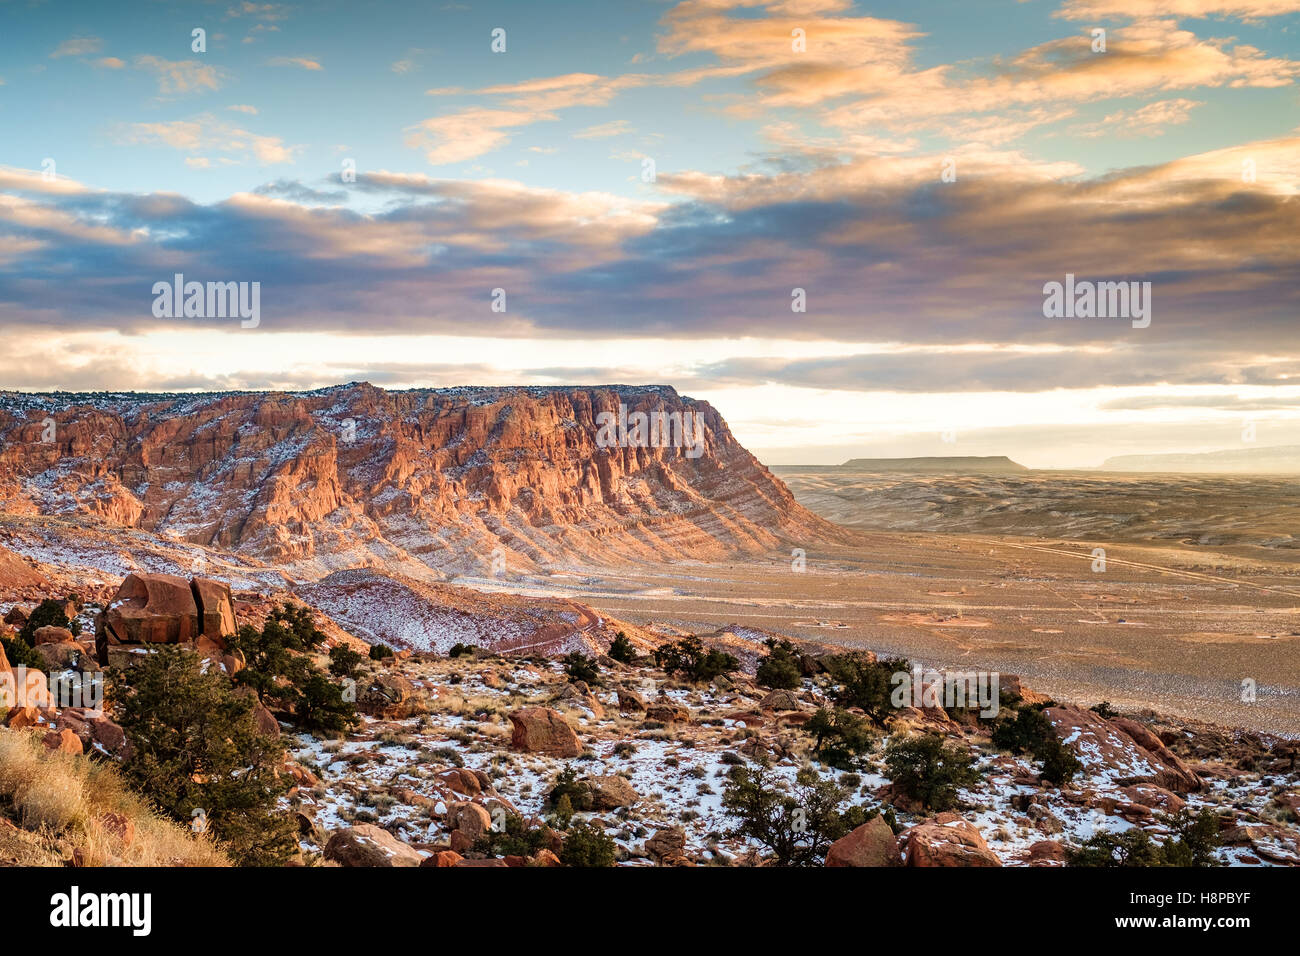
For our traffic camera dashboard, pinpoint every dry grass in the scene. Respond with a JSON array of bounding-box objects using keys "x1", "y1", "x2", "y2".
[{"x1": 0, "y1": 727, "x2": 230, "y2": 867}]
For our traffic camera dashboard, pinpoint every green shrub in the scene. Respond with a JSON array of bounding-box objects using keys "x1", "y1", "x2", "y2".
[
  {"x1": 369, "y1": 643, "x2": 395, "y2": 661},
  {"x1": 474, "y1": 814, "x2": 553, "y2": 858},
  {"x1": 1065, "y1": 812, "x2": 1220, "y2": 868},
  {"x1": 823, "y1": 654, "x2": 909, "y2": 726},
  {"x1": 991, "y1": 704, "x2": 1080, "y2": 785},
  {"x1": 1, "y1": 634, "x2": 46, "y2": 671},
  {"x1": 19, "y1": 598, "x2": 81, "y2": 643},
  {"x1": 722, "y1": 763, "x2": 855, "y2": 866},
  {"x1": 805, "y1": 707, "x2": 875, "y2": 771},
  {"x1": 445, "y1": 643, "x2": 472, "y2": 659},
  {"x1": 756, "y1": 638, "x2": 802, "y2": 690},
  {"x1": 883, "y1": 734, "x2": 980, "y2": 813},
  {"x1": 562, "y1": 652, "x2": 600, "y2": 685},
  {"x1": 608, "y1": 631, "x2": 636, "y2": 665},
  {"x1": 653, "y1": 636, "x2": 738, "y2": 683},
  {"x1": 113, "y1": 647, "x2": 298, "y2": 866},
  {"x1": 559, "y1": 822, "x2": 617, "y2": 867},
  {"x1": 328, "y1": 643, "x2": 365, "y2": 679}
]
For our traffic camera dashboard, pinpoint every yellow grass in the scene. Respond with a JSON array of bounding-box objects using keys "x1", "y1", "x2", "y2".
[{"x1": 0, "y1": 727, "x2": 230, "y2": 867}]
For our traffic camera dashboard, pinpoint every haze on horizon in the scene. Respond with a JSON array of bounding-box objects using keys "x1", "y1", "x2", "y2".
[{"x1": 1, "y1": 0, "x2": 1298, "y2": 470}]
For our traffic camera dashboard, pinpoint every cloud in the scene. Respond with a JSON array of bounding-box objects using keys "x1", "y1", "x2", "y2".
[
  {"x1": 116, "y1": 114, "x2": 298, "y2": 165},
  {"x1": 1074, "y1": 97, "x2": 1204, "y2": 137},
  {"x1": 227, "y1": 104, "x2": 259, "y2": 114},
  {"x1": 94, "y1": 57, "x2": 126, "y2": 70},
  {"x1": 405, "y1": 109, "x2": 547, "y2": 165},
  {"x1": 51, "y1": 36, "x2": 102, "y2": 58},
  {"x1": 135, "y1": 55, "x2": 224, "y2": 95},
  {"x1": 1056, "y1": 0, "x2": 1300, "y2": 19},
  {"x1": 226, "y1": 1, "x2": 291, "y2": 20},
  {"x1": 575, "y1": 119, "x2": 633, "y2": 139},
  {"x1": 268, "y1": 56, "x2": 323, "y2": 71}
]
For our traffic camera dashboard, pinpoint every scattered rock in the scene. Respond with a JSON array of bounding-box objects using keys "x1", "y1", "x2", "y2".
[
  {"x1": 508, "y1": 707, "x2": 582, "y2": 757},
  {"x1": 825, "y1": 816, "x2": 902, "y2": 867},
  {"x1": 323, "y1": 824, "x2": 423, "y2": 867}
]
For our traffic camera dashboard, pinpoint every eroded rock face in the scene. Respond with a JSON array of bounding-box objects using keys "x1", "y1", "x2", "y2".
[
  {"x1": 0, "y1": 384, "x2": 846, "y2": 575},
  {"x1": 1047, "y1": 706, "x2": 1203, "y2": 794}
]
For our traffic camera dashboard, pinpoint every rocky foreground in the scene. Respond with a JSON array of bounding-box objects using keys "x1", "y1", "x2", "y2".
[{"x1": 3, "y1": 572, "x2": 1297, "y2": 868}]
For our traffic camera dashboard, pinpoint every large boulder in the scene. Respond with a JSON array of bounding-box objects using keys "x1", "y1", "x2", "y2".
[
  {"x1": 903, "y1": 813, "x2": 1001, "y2": 867},
  {"x1": 323, "y1": 824, "x2": 423, "y2": 867},
  {"x1": 192, "y1": 578, "x2": 237, "y2": 645},
  {"x1": 32, "y1": 625, "x2": 75, "y2": 645},
  {"x1": 508, "y1": 707, "x2": 582, "y2": 756},
  {"x1": 358, "y1": 673, "x2": 419, "y2": 719},
  {"x1": 825, "y1": 816, "x2": 902, "y2": 867},
  {"x1": 1047, "y1": 706, "x2": 1202, "y2": 793},
  {"x1": 3, "y1": 606, "x2": 30, "y2": 628},
  {"x1": 101, "y1": 573, "x2": 200, "y2": 646}
]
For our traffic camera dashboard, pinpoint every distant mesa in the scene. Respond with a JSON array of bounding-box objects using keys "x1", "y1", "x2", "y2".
[
  {"x1": 1101, "y1": 445, "x2": 1300, "y2": 474},
  {"x1": 834, "y1": 455, "x2": 1028, "y2": 474}
]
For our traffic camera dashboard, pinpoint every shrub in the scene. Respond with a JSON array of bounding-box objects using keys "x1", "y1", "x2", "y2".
[
  {"x1": 1160, "y1": 809, "x2": 1222, "y2": 867},
  {"x1": 562, "y1": 652, "x2": 600, "y2": 685},
  {"x1": 1, "y1": 634, "x2": 46, "y2": 672},
  {"x1": 370, "y1": 643, "x2": 395, "y2": 661},
  {"x1": 445, "y1": 643, "x2": 472, "y2": 659},
  {"x1": 722, "y1": 763, "x2": 855, "y2": 866},
  {"x1": 653, "y1": 636, "x2": 738, "y2": 683},
  {"x1": 756, "y1": 638, "x2": 802, "y2": 690},
  {"x1": 297, "y1": 672, "x2": 360, "y2": 735},
  {"x1": 474, "y1": 814, "x2": 553, "y2": 858},
  {"x1": 608, "y1": 631, "x2": 636, "y2": 665},
  {"x1": 328, "y1": 643, "x2": 365, "y2": 679},
  {"x1": 805, "y1": 708, "x2": 875, "y2": 771},
  {"x1": 990, "y1": 704, "x2": 1080, "y2": 785},
  {"x1": 883, "y1": 734, "x2": 980, "y2": 813},
  {"x1": 823, "y1": 654, "x2": 909, "y2": 726},
  {"x1": 559, "y1": 822, "x2": 617, "y2": 867},
  {"x1": 19, "y1": 598, "x2": 81, "y2": 643},
  {"x1": 112, "y1": 647, "x2": 298, "y2": 866}
]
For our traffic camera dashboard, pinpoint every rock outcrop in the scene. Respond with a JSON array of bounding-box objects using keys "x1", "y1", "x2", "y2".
[
  {"x1": 1047, "y1": 706, "x2": 1203, "y2": 794},
  {"x1": 903, "y1": 813, "x2": 1001, "y2": 867},
  {"x1": 508, "y1": 707, "x2": 582, "y2": 757},
  {"x1": 0, "y1": 384, "x2": 847, "y2": 576}
]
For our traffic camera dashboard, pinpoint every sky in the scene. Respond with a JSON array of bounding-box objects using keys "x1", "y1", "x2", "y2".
[{"x1": 0, "y1": 0, "x2": 1297, "y2": 468}]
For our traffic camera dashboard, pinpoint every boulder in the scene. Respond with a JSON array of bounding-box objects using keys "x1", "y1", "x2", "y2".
[
  {"x1": 508, "y1": 707, "x2": 582, "y2": 757},
  {"x1": 586, "y1": 775, "x2": 640, "y2": 810},
  {"x1": 101, "y1": 573, "x2": 200, "y2": 646},
  {"x1": 645, "y1": 826, "x2": 687, "y2": 865},
  {"x1": 252, "y1": 701, "x2": 281, "y2": 739},
  {"x1": 43, "y1": 728, "x2": 84, "y2": 755},
  {"x1": 1027, "y1": 840, "x2": 1068, "y2": 864},
  {"x1": 903, "y1": 813, "x2": 1001, "y2": 867},
  {"x1": 358, "y1": 673, "x2": 419, "y2": 719},
  {"x1": 448, "y1": 802, "x2": 493, "y2": 844},
  {"x1": 644, "y1": 701, "x2": 691, "y2": 724},
  {"x1": 758, "y1": 688, "x2": 802, "y2": 712},
  {"x1": 35, "y1": 641, "x2": 83, "y2": 671},
  {"x1": 420, "y1": 850, "x2": 464, "y2": 868},
  {"x1": 2, "y1": 606, "x2": 30, "y2": 628},
  {"x1": 192, "y1": 578, "x2": 237, "y2": 644},
  {"x1": 616, "y1": 686, "x2": 646, "y2": 713},
  {"x1": 323, "y1": 824, "x2": 423, "y2": 867},
  {"x1": 32, "y1": 625, "x2": 75, "y2": 645},
  {"x1": 825, "y1": 816, "x2": 902, "y2": 867},
  {"x1": 88, "y1": 715, "x2": 129, "y2": 757},
  {"x1": 1120, "y1": 784, "x2": 1186, "y2": 814}
]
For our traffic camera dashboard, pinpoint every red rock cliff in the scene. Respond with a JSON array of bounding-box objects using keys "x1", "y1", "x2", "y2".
[{"x1": 0, "y1": 384, "x2": 846, "y2": 574}]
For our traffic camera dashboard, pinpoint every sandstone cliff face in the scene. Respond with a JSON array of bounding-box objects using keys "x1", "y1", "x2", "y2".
[{"x1": 0, "y1": 384, "x2": 843, "y2": 576}]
